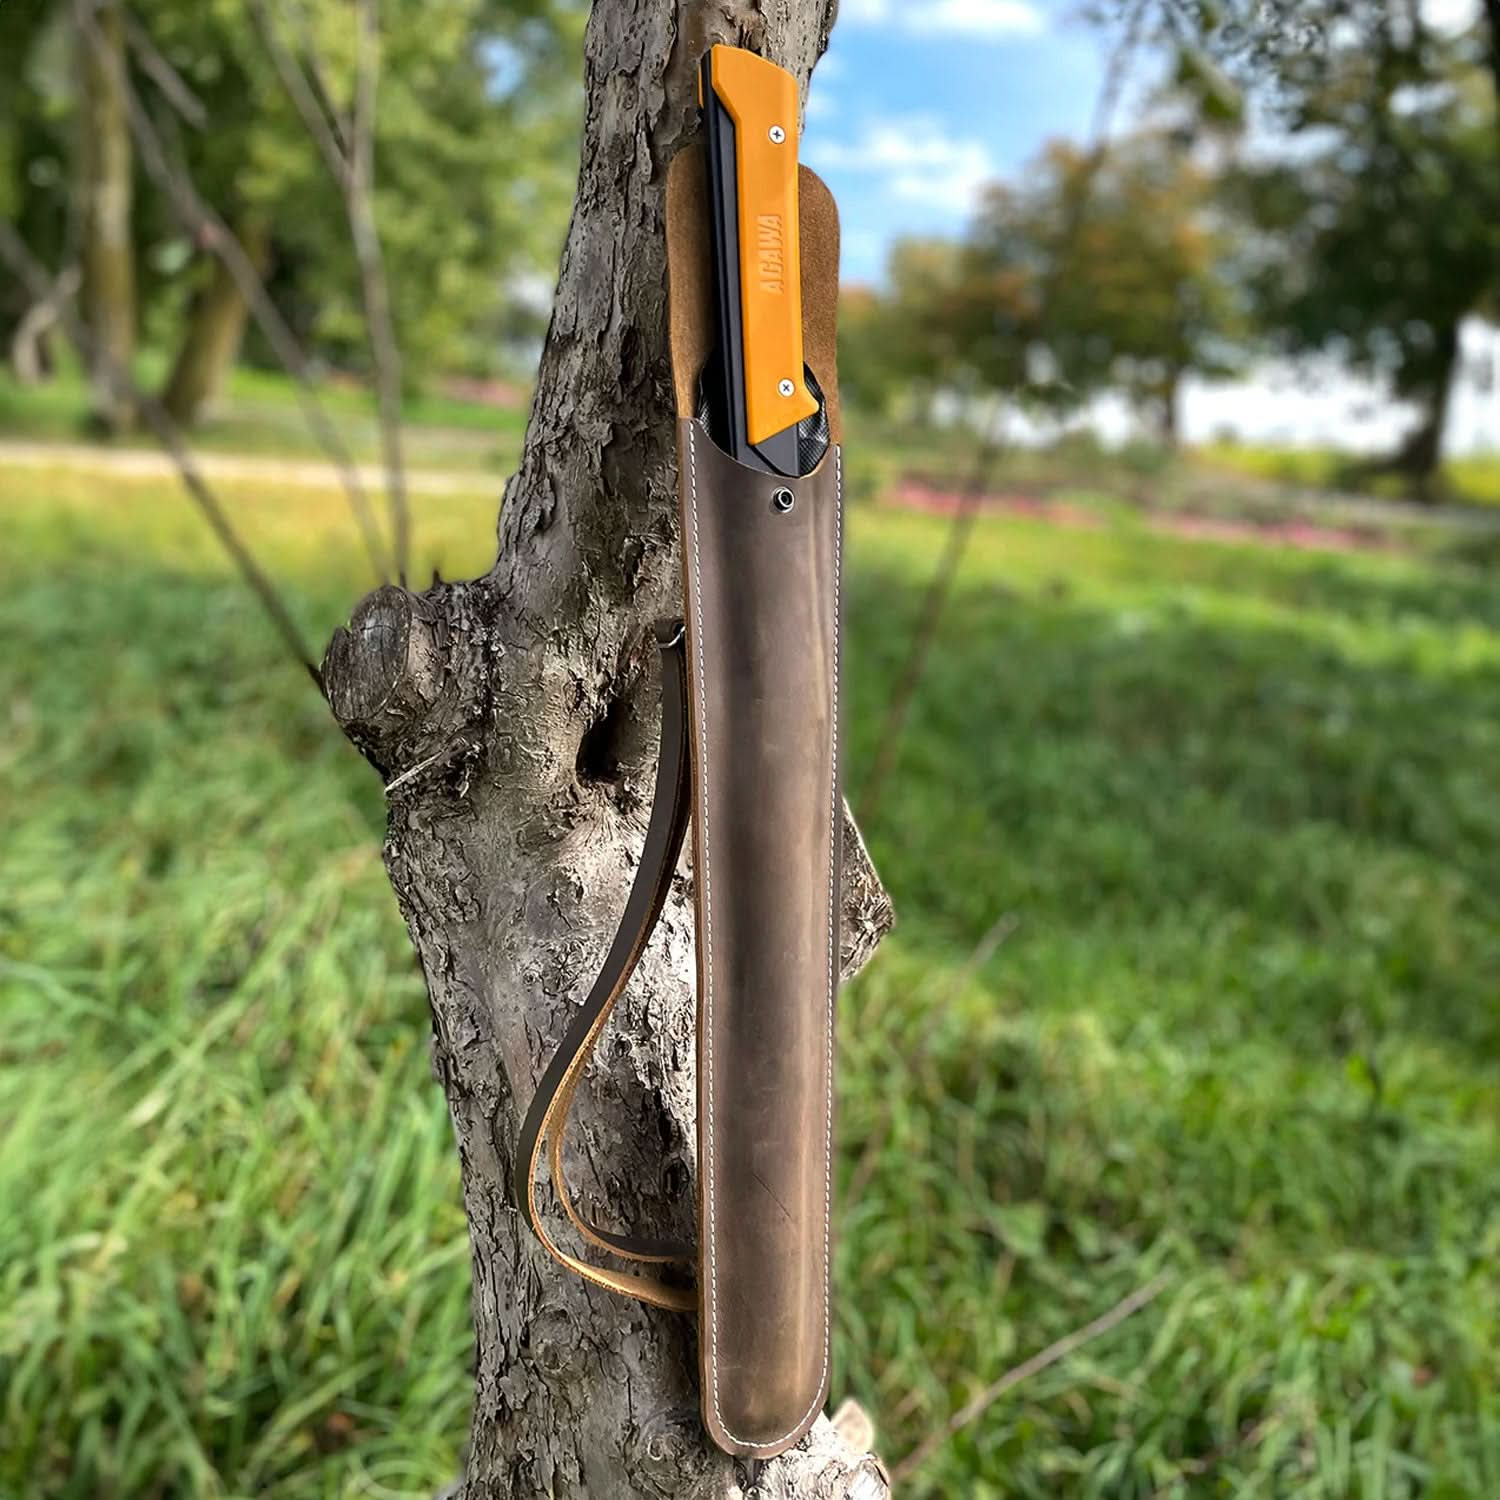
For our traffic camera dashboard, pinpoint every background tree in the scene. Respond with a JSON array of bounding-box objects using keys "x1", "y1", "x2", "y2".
[
  {"x1": 1237, "y1": 46, "x2": 1496, "y2": 491},
  {"x1": 1, "y1": 0, "x2": 586, "y2": 428},
  {"x1": 137, "y1": 0, "x2": 585, "y2": 422},
  {"x1": 1106, "y1": 0, "x2": 1500, "y2": 494},
  {"x1": 76, "y1": 0, "x2": 137, "y2": 432},
  {"x1": 965, "y1": 132, "x2": 1242, "y2": 445},
  {"x1": 0, "y1": 2, "x2": 76, "y2": 381},
  {"x1": 842, "y1": 129, "x2": 1242, "y2": 450},
  {"x1": 837, "y1": 236, "x2": 1024, "y2": 422}
]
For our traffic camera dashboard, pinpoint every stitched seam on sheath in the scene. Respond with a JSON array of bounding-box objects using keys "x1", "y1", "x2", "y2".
[{"x1": 693, "y1": 421, "x2": 837, "y2": 1451}]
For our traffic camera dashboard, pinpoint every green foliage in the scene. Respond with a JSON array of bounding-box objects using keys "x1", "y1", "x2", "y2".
[
  {"x1": 0, "y1": 0, "x2": 74, "y2": 275},
  {"x1": 1228, "y1": 35, "x2": 1499, "y2": 408},
  {"x1": 1098, "y1": 0, "x2": 1500, "y2": 483},
  {"x1": 842, "y1": 130, "x2": 1246, "y2": 439},
  {"x1": 976, "y1": 134, "x2": 1245, "y2": 433},
  {"x1": 1121, "y1": 1, "x2": 1495, "y2": 115},
  {"x1": 138, "y1": 0, "x2": 584, "y2": 382},
  {"x1": 5, "y1": 452, "x2": 1500, "y2": 1494},
  {"x1": 0, "y1": 0, "x2": 585, "y2": 385}
]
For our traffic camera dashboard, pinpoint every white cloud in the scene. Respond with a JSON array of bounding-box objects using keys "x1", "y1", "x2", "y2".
[
  {"x1": 841, "y1": 0, "x2": 1045, "y2": 37},
  {"x1": 1421, "y1": 0, "x2": 1478, "y2": 32},
  {"x1": 806, "y1": 117, "x2": 995, "y2": 215}
]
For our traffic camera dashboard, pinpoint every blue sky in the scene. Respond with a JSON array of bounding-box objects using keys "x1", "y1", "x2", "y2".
[{"x1": 802, "y1": 1, "x2": 1113, "y2": 283}]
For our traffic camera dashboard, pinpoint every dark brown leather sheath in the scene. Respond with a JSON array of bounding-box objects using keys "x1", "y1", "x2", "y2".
[
  {"x1": 678, "y1": 418, "x2": 841, "y2": 1455},
  {"x1": 668, "y1": 148, "x2": 844, "y2": 1458}
]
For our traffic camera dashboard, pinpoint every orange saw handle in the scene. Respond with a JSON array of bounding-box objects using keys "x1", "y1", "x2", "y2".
[{"x1": 699, "y1": 45, "x2": 823, "y2": 475}]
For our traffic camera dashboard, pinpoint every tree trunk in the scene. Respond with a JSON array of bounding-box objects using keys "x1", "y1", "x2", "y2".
[
  {"x1": 320, "y1": 4, "x2": 895, "y2": 1497},
  {"x1": 1158, "y1": 366, "x2": 1182, "y2": 450},
  {"x1": 1483, "y1": 0, "x2": 1500, "y2": 124},
  {"x1": 161, "y1": 220, "x2": 269, "y2": 426},
  {"x1": 76, "y1": 0, "x2": 135, "y2": 435},
  {"x1": 1392, "y1": 320, "x2": 1461, "y2": 501}
]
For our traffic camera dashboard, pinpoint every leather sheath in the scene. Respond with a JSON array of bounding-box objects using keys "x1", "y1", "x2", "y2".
[{"x1": 667, "y1": 148, "x2": 844, "y2": 1458}]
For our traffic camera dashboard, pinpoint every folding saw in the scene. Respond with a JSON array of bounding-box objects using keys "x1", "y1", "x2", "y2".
[{"x1": 698, "y1": 44, "x2": 829, "y2": 477}]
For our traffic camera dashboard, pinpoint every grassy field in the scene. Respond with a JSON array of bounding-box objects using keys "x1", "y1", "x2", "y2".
[
  {"x1": 0, "y1": 358, "x2": 527, "y2": 473},
  {"x1": 835, "y1": 416, "x2": 1500, "y2": 516},
  {"x1": 4, "y1": 451, "x2": 1500, "y2": 1497},
  {"x1": 1199, "y1": 443, "x2": 1500, "y2": 510}
]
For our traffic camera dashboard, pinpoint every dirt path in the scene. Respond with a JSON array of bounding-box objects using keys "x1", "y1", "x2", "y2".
[{"x1": 0, "y1": 439, "x2": 492, "y2": 496}]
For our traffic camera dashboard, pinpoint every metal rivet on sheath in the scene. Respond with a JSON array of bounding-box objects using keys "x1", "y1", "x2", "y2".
[
  {"x1": 769, "y1": 124, "x2": 786, "y2": 144},
  {"x1": 772, "y1": 487, "x2": 795, "y2": 513}
]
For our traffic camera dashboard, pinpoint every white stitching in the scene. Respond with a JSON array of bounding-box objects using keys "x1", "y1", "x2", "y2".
[{"x1": 691, "y1": 421, "x2": 840, "y2": 1451}]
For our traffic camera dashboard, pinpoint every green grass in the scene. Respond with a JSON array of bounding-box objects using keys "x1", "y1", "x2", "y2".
[
  {"x1": 838, "y1": 413, "x2": 1500, "y2": 517},
  {"x1": 839, "y1": 514, "x2": 1500, "y2": 1497},
  {"x1": 0, "y1": 356, "x2": 526, "y2": 473},
  {"x1": 0, "y1": 466, "x2": 500, "y2": 1498},
  {"x1": 4, "y1": 456, "x2": 1500, "y2": 1497},
  {"x1": 1201, "y1": 443, "x2": 1500, "y2": 509}
]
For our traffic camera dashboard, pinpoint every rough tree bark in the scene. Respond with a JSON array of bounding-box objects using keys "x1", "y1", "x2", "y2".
[
  {"x1": 320, "y1": 4, "x2": 895, "y2": 1497},
  {"x1": 76, "y1": 0, "x2": 136, "y2": 434}
]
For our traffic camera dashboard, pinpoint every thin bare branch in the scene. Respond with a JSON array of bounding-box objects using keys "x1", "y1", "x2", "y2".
[
  {"x1": 251, "y1": 0, "x2": 412, "y2": 583},
  {"x1": 10, "y1": 265, "x2": 81, "y2": 382},
  {"x1": 889, "y1": 1272, "x2": 1174, "y2": 1485},
  {"x1": 856, "y1": 2, "x2": 1150, "y2": 828},
  {"x1": 75, "y1": 0, "x2": 394, "y2": 584},
  {"x1": 247, "y1": 0, "x2": 348, "y2": 186},
  {"x1": 349, "y1": 0, "x2": 411, "y2": 583},
  {"x1": 0, "y1": 220, "x2": 321, "y2": 689},
  {"x1": 1041, "y1": 0, "x2": 1152, "y2": 292},
  {"x1": 122, "y1": 9, "x2": 207, "y2": 128},
  {"x1": 290, "y1": 0, "x2": 352, "y2": 150},
  {"x1": 1088, "y1": 0, "x2": 1151, "y2": 154},
  {"x1": 856, "y1": 416, "x2": 1002, "y2": 825}
]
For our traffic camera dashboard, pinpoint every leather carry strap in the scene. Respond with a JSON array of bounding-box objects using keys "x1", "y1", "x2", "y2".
[{"x1": 513, "y1": 623, "x2": 697, "y2": 1313}]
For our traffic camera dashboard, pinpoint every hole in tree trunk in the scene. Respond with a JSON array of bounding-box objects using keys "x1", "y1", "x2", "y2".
[{"x1": 576, "y1": 696, "x2": 632, "y2": 786}]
